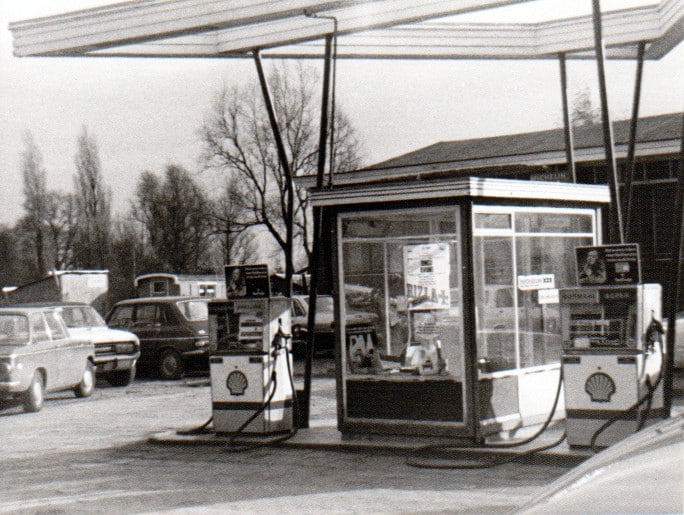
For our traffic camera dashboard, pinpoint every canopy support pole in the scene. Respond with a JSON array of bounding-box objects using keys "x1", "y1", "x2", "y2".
[
  {"x1": 592, "y1": 0, "x2": 624, "y2": 244},
  {"x1": 558, "y1": 52, "x2": 576, "y2": 183},
  {"x1": 253, "y1": 49, "x2": 295, "y2": 296},
  {"x1": 624, "y1": 41, "x2": 646, "y2": 241},
  {"x1": 302, "y1": 34, "x2": 334, "y2": 429}
]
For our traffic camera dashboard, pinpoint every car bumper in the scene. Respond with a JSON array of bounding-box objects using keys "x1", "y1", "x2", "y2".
[
  {"x1": 94, "y1": 356, "x2": 138, "y2": 372},
  {"x1": 0, "y1": 380, "x2": 23, "y2": 394}
]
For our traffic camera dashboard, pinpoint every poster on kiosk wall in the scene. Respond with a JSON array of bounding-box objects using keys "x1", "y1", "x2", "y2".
[
  {"x1": 403, "y1": 243, "x2": 451, "y2": 310},
  {"x1": 575, "y1": 244, "x2": 641, "y2": 287}
]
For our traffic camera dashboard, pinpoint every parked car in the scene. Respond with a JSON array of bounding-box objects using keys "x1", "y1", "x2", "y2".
[
  {"x1": 0, "y1": 306, "x2": 95, "y2": 412},
  {"x1": 14, "y1": 302, "x2": 140, "y2": 387},
  {"x1": 517, "y1": 412, "x2": 683, "y2": 514},
  {"x1": 291, "y1": 294, "x2": 378, "y2": 356},
  {"x1": 57, "y1": 303, "x2": 140, "y2": 386},
  {"x1": 106, "y1": 297, "x2": 212, "y2": 379}
]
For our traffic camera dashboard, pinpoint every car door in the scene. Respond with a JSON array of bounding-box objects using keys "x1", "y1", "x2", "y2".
[
  {"x1": 131, "y1": 303, "x2": 162, "y2": 367},
  {"x1": 46, "y1": 310, "x2": 83, "y2": 387},
  {"x1": 29, "y1": 312, "x2": 62, "y2": 389}
]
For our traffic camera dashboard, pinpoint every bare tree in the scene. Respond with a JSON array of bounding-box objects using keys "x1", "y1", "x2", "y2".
[
  {"x1": 131, "y1": 165, "x2": 213, "y2": 273},
  {"x1": 20, "y1": 131, "x2": 48, "y2": 276},
  {"x1": 201, "y1": 62, "x2": 363, "y2": 277},
  {"x1": 42, "y1": 191, "x2": 79, "y2": 270},
  {"x1": 572, "y1": 86, "x2": 600, "y2": 128},
  {"x1": 207, "y1": 178, "x2": 259, "y2": 267},
  {"x1": 73, "y1": 126, "x2": 112, "y2": 268}
]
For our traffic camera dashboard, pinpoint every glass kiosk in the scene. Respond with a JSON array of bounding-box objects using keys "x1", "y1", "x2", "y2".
[{"x1": 302, "y1": 177, "x2": 612, "y2": 443}]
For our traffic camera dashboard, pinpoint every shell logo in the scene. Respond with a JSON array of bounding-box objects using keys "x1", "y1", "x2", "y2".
[
  {"x1": 227, "y1": 370, "x2": 248, "y2": 396},
  {"x1": 585, "y1": 372, "x2": 616, "y2": 402}
]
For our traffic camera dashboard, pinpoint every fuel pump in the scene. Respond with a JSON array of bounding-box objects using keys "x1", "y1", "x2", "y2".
[
  {"x1": 559, "y1": 283, "x2": 665, "y2": 449},
  {"x1": 207, "y1": 296, "x2": 294, "y2": 435}
]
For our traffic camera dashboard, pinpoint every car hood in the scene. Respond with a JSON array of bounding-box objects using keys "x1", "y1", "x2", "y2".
[
  {"x1": 68, "y1": 326, "x2": 139, "y2": 344},
  {"x1": 517, "y1": 413, "x2": 684, "y2": 514}
]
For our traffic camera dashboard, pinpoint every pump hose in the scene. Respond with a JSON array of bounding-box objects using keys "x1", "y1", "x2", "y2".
[
  {"x1": 589, "y1": 362, "x2": 663, "y2": 453},
  {"x1": 224, "y1": 343, "x2": 300, "y2": 452},
  {"x1": 406, "y1": 367, "x2": 566, "y2": 469}
]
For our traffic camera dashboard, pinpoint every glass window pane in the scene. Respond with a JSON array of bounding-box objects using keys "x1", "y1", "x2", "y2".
[
  {"x1": 474, "y1": 213, "x2": 511, "y2": 229},
  {"x1": 341, "y1": 208, "x2": 463, "y2": 379},
  {"x1": 515, "y1": 213, "x2": 593, "y2": 233},
  {"x1": 31, "y1": 314, "x2": 49, "y2": 343},
  {"x1": 45, "y1": 311, "x2": 67, "y2": 340}
]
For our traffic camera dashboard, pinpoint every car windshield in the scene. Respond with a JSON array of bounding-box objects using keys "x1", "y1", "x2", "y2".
[
  {"x1": 300, "y1": 296, "x2": 333, "y2": 312},
  {"x1": 317, "y1": 296, "x2": 334, "y2": 312},
  {"x1": 61, "y1": 306, "x2": 107, "y2": 328},
  {"x1": 177, "y1": 300, "x2": 208, "y2": 321},
  {"x1": 0, "y1": 314, "x2": 30, "y2": 345}
]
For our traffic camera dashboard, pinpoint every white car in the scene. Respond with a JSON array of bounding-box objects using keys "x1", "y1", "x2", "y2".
[
  {"x1": 517, "y1": 412, "x2": 683, "y2": 514},
  {"x1": 0, "y1": 306, "x2": 95, "y2": 412},
  {"x1": 46, "y1": 303, "x2": 140, "y2": 386}
]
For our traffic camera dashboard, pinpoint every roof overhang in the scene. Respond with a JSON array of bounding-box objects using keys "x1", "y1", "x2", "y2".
[
  {"x1": 10, "y1": 0, "x2": 684, "y2": 60},
  {"x1": 308, "y1": 176, "x2": 612, "y2": 207}
]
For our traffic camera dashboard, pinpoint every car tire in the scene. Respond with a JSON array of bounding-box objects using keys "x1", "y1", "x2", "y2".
[
  {"x1": 158, "y1": 349, "x2": 183, "y2": 380},
  {"x1": 74, "y1": 361, "x2": 95, "y2": 398},
  {"x1": 21, "y1": 371, "x2": 45, "y2": 413},
  {"x1": 106, "y1": 365, "x2": 136, "y2": 387}
]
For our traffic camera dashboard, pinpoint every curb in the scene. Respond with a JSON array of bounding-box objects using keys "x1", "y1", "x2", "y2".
[{"x1": 148, "y1": 428, "x2": 591, "y2": 467}]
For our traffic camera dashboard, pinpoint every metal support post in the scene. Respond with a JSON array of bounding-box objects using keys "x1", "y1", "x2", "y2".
[
  {"x1": 624, "y1": 41, "x2": 646, "y2": 241},
  {"x1": 663, "y1": 112, "x2": 684, "y2": 416},
  {"x1": 592, "y1": 0, "x2": 624, "y2": 244},
  {"x1": 253, "y1": 49, "x2": 295, "y2": 296},
  {"x1": 302, "y1": 34, "x2": 334, "y2": 429},
  {"x1": 559, "y1": 52, "x2": 576, "y2": 183}
]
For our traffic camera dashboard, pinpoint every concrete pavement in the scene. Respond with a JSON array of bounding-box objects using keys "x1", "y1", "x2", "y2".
[{"x1": 150, "y1": 370, "x2": 684, "y2": 468}]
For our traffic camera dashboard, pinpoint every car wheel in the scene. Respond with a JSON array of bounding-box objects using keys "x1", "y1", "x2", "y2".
[
  {"x1": 74, "y1": 361, "x2": 95, "y2": 398},
  {"x1": 21, "y1": 372, "x2": 44, "y2": 413},
  {"x1": 158, "y1": 349, "x2": 183, "y2": 380},
  {"x1": 106, "y1": 365, "x2": 136, "y2": 387}
]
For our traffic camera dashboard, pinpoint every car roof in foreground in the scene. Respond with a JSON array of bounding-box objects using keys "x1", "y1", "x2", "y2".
[
  {"x1": 517, "y1": 412, "x2": 684, "y2": 514},
  {"x1": 0, "y1": 306, "x2": 60, "y2": 314},
  {"x1": 2, "y1": 301, "x2": 89, "y2": 308}
]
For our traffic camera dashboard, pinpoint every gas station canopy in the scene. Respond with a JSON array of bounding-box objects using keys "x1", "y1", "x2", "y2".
[{"x1": 9, "y1": 0, "x2": 684, "y2": 60}]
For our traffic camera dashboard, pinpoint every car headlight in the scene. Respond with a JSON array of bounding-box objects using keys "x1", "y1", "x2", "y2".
[
  {"x1": 195, "y1": 339, "x2": 210, "y2": 348},
  {"x1": 115, "y1": 342, "x2": 138, "y2": 354},
  {"x1": 0, "y1": 358, "x2": 16, "y2": 381}
]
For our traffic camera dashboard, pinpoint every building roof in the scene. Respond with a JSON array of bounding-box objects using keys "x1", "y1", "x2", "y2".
[{"x1": 368, "y1": 111, "x2": 682, "y2": 171}]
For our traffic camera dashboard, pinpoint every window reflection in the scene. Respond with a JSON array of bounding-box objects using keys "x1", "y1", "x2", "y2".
[
  {"x1": 473, "y1": 208, "x2": 595, "y2": 374},
  {"x1": 340, "y1": 209, "x2": 463, "y2": 380}
]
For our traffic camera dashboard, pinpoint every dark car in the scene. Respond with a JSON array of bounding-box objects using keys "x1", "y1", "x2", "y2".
[
  {"x1": 106, "y1": 297, "x2": 212, "y2": 379},
  {"x1": 291, "y1": 294, "x2": 379, "y2": 356}
]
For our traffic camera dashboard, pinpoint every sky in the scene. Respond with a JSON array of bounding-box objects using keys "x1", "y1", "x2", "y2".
[{"x1": 1, "y1": 0, "x2": 682, "y2": 226}]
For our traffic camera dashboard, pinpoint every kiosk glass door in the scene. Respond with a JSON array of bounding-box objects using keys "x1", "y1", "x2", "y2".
[
  {"x1": 339, "y1": 207, "x2": 466, "y2": 435},
  {"x1": 472, "y1": 206, "x2": 598, "y2": 433}
]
